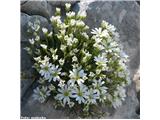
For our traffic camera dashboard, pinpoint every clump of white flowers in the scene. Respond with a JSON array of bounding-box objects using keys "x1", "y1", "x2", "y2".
[{"x1": 25, "y1": 3, "x2": 131, "y2": 116}]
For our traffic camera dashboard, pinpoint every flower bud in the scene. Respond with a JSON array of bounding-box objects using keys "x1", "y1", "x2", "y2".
[{"x1": 65, "y1": 3, "x2": 71, "y2": 11}]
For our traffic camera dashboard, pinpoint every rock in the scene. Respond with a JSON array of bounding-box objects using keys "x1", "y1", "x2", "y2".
[
  {"x1": 48, "y1": 0, "x2": 78, "y2": 7},
  {"x1": 133, "y1": 68, "x2": 140, "y2": 116},
  {"x1": 21, "y1": 0, "x2": 53, "y2": 19},
  {"x1": 21, "y1": 13, "x2": 50, "y2": 42},
  {"x1": 21, "y1": 0, "x2": 27, "y2": 5},
  {"x1": 21, "y1": 13, "x2": 31, "y2": 42},
  {"x1": 21, "y1": 79, "x2": 34, "y2": 98},
  {"x1": 21, "y1": 41, "x2": 34, "y2": 79},
  {"x1": 21, "y1": 95, "x2": 70, "y2": 119},
  {"x1": 133, "y1": 68, "x2": 140, "y2": 92}
]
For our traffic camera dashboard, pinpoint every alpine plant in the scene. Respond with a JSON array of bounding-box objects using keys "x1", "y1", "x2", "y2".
[{"x1": 25, "y1": 3, "x2": 131, "y2": 115}]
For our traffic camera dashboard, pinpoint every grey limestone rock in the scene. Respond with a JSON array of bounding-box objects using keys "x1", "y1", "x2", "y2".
[
  {"x1": 21, "y1": 0, "x2": 53, "y2": 19},
  {"x1": 48, "y1": 0, "x2": 79, "y2": 7},
  {"x1": 21, "y1": 95, "x2": 70, "y2": 119},
  {"x1": 21, "y1": 79, "x2": 34, "y2": 98},
  {"x1": 21, "y1": 13, "x2": 50, "y2": 42}
]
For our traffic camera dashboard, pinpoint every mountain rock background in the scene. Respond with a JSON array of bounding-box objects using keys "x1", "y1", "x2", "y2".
[{"x1": 21, "y1": 0, "x2": 140, "y2": 118}]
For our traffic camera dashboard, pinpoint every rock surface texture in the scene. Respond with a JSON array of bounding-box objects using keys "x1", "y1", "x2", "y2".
[{"x1": 21, "y1": 0, "x2": 140, "y2": 119}]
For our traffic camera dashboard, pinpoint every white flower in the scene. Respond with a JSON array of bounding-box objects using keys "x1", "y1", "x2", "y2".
[
  {"x1": 50, "y1": 48, "x2": 57, "y2": 54},
  {"x1": 66, "y1": 37, "x2": 73, "y2": 46},
  {"x1": 48, "y1": 64, "x2": 62, "y2": 82},
  {"x1": 50, "y1": 16, "x2": 61, "y2": 24},
  {"x1": 112, "y1": 98, "x2": 122, "y2": 109},
  {"x1": 89, "y1": 72, "x2": 95, "y2": 77},
  {"x1": 93, "y1": 43, "x2": 105, "y2": 50},
  {"x1": 48, "y1": 32, "x2": 53, "y2": 37},
  {"x1": 108, "y1": 24, "x2": 116, "y2": 32},
  {"x1": 40, "y1": 44, "x2": 47, "y2": 49},
  {"x1": 119, "y1": 60, "x2": 127, "y2": 70},
  {"x1": 59, "y1": 58, "x2": 65, "y2": 66},
  {"x1": 82, "y1": 57, "x2": 88, "y2": 63},
  {"x1": 92, "y1": 79, "x2": 108, "y2": 94},
  {"x1": 73, "y1": 48, "x2": 79, "y2": 53},
  {"x1": 41, "y1": 56, "x2": 50, "y2": 64},
  {"x1": 50, "y1": 48, "x2": 58, "y2": 61},
  {"x1": 65, "y1": 3, "x2": 71, "y2": 10},
  {"x1": 91, "y1": 28, "x2": 109, "y2": 38},
  {"x1": 34, "y1": 56, "x2": 41, "y2": 62},
  {"x1": 39, "y1": 62, "x2": 52, "y2": 79},
  {"x1": 115, "y1": 85, "x2": 126, "y2": 101},
  {"x1": 29, "y1": 38, "x2": 34, "y2": 45},
  {"x1": 71, "y1": 84, "x2": 88, "y2": 104},
  {"x1": 48, "y1": 84, "x2": 55, "y2": 91},
  {"x1": 60, "y1": 44, "x2": 66, "y2": 51},
  {"x1": 66, "y1": 11, "x2": 75, "y2": 18},
  {"x1": 101, "y1": 20, "x2": 109, "y2": 29},
  {"x1": 91, "y1": 28, "x2": 102, "y2": 35},
  {"x1": 72, "y1": 63, "x2": 79, "y2": 69},
  {"x1": 118, "y1": 71, "x2": 125, "y2": 78},
  {"x1": 77, "y1": 11, "x2": 87, "y2": 19},
  {"x1": 28, "y1": 20, "x2": 40, "y2": 32},
  {"x1": 56, "y1": 7, "x2": 61, "y2": 14},
  {"x1": 113, "y1": 32, "x2": 120, "y2": 41},
  {"x1": 99, "y1": 90, "x2": 107, "y2": 103},
  {"x1": 73, "y1": 38, "x2": 78, "y2": 43},
  {"x1": 70, "y1": 19, "x2": 76, "y2": 26},
  {"x1": 110, "y1": 41, "x2": 118, "y2": 48},
  {"x1": 69, "y1": 67, "x2": 87, "y2": 85},
  {"x1": 111, "y1": 85, "x2": 126, "y2": 109},
  {"x1": 33, "y1": 86, "x2": 50, "y2": 103},
  {"x1": 84, "y1": 25, "x2": 89, "y2": 30},
  {"x1": 58, "y1": 79, "x2": 65, "y2": 87},
  {"x1": 120, "y1": 51, "x2": 129, "y2": 62},
  {"x1": 94, "y1": 54, "x2": 108, "y2": 67},
  {"x1": 96, "y1": 69, "x2": 101, "y2": 74},
  {"x1": 94, "y1": 37, "x2": 102, "y2": 43},
  {"x1": 81, "y1": 32, "x2": 89, "y2": 39},
  {"x1": 72, "y1": 56, "x2": 78, "y2": 62},
  {"x1": 76, "y1": 20, "x2": 85, "y2": 27},
  {"x1": 59, "y1": 23, "x2": 68, "y2": 29},
  {"x1": 82, "y1": 49, "x2": 91, "y2": 57},
  {"x1": 55, "y1": 83, "x2": 72, "y2": 106},
  {"x1": 38, "y1": 77, "x2": 46, "y2": 84},
  {"x1": 86, "y1": 88, "x2": 99, "y2": 104},
  {"x1": 52, "y1": 54, "x2": 58, "y2": 61},
  {"x1": 24, "y1": 47, "x2": 31, "y2": 54},
  {"x1": 59, "y1": 29, "x2": 66, "y2": 36},
  {"x1": 64, "y1": 35, "x2": 78, "y2": 46},
  {"x1": 42, "y1": 27, "x2": 48, "y2": 34},
  {"x1": 35, "y1": 36, "x2": 40, "y2": 41}
]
